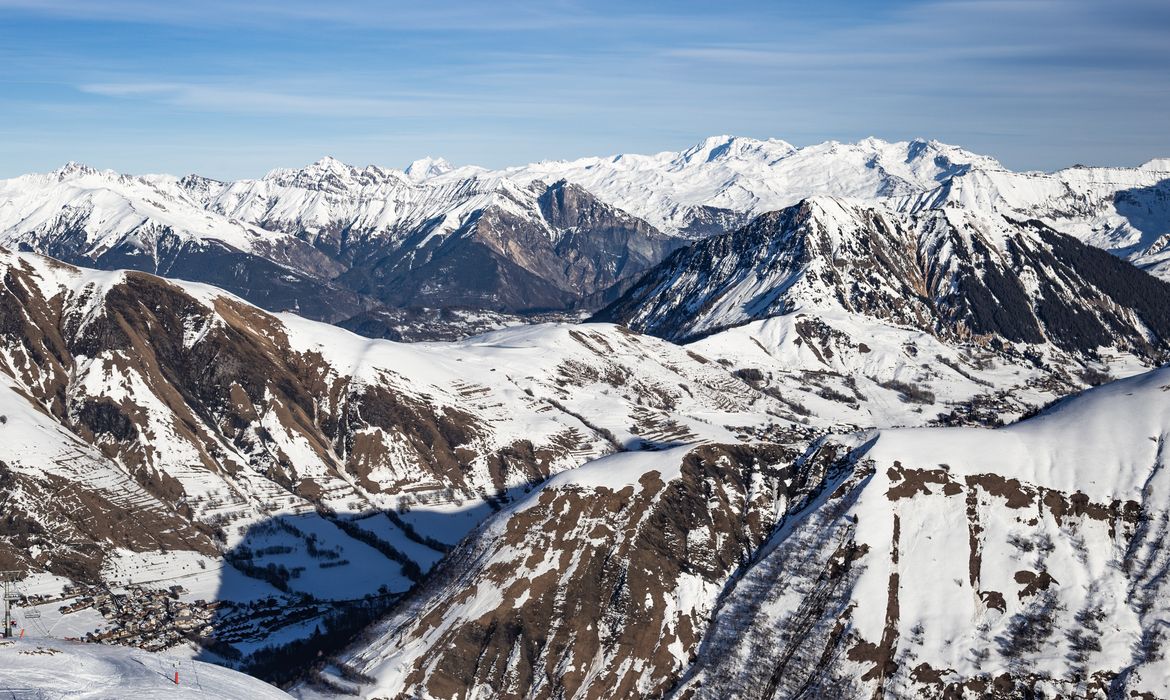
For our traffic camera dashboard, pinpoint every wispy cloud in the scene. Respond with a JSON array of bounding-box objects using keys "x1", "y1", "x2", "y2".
[
  {"x1": 0, "y1": 0, "x2": 753, "y2": 33},
  {"x1": 79, "y1": 81, "x2": 522, "y2": 118},
  {"x1": 2, "y1": 0, "x2": 1167, "y2": 176},
  {"x1": 75, "y1": 75, "x2": 690, "y2": 120}
]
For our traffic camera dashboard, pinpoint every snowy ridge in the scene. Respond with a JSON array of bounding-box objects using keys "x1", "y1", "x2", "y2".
[
  {"x1": 491, "y1": 136, "x2": 1001, "y2": 236},
  {"x1": 2, "y1": 135, "x2": 1167, "y2": 336},
  {"x1": 903, "y1": 163, "x2": 1170, "y2": 277},
  {"x1": 202, "y1": 164, "x2": 560, "y2": 250},
  {"x1": 0, "y1": 164, "x2": 289, "y2": 256}
]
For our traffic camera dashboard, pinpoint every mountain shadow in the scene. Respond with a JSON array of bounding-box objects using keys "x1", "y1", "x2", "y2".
[
  {"x1": 1113, "y1": 178, "x2": 1170, "y2": 257},
  {"x1": 192, "y1": 490, "x2": 530, "y2": 689}
]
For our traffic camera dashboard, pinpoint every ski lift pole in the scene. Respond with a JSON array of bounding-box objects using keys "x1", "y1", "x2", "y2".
[{"x1": 0, "y1": 571, "x2": 20, "y2": 639}]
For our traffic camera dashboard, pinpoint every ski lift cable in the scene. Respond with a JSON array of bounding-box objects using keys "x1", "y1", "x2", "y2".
[{"x1": 11, "y1": 578, "x2": 53, "y2": 639}]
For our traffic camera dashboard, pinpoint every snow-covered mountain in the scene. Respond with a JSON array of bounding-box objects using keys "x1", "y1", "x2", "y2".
[
  {"x1": 494, "y1": 135, "x2": 1003, "y2": 237},
  {"x1": 596, "y1": 197, "x2": 1170, "y2": 365},
  {"x1": 678, "y1": 364, "x2": 1170, "y2": 698},
  {"x1": 0, "y1": 246, "x2": 795, "y2": 674},
  {"x1": 316, "y1": 364, "x2": 1170, "y2": 698},
  {"x1": 403, "y1": 156, "x2": 460, "y2": 181},
  {"x1": 491, "y1": 136, "x2": 1169, "y2": 280},
  {"x1": 2, "y1": 136, "x2": 1166, "y2": 339},
  {"x1": 0, "y1": 164, "x2": 365, "y2": 322},
  {"x1": 0, "y1": 159, "x2": 681, "y2": 327},
  {"x1": 190, "y1": 160, "x2": 682, "y2": 309},
  {"x1": 2, "y1": 136, "x2": 1170, "y2": 698},
  {"x1": 902, "y1": 161, "x2": 1170, "y2": 278}
]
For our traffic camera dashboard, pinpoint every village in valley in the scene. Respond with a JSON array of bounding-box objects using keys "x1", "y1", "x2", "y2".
[{"x1": 27, "y1": 583, "x2": 219, "y2": 652}]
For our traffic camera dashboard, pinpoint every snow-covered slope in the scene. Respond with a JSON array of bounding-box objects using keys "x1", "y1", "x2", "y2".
[
  {"x1": 681, "y1": 364, "x2": 1170, "y2": 699},
  {"x1": 904, "y1": 162, "x2": 1170, "y2": 278},
  {"x1": 308, "y1": 441, "x2": 828, "y2": 699},
  {"x1": 0, "y1": 638, "x2": 291, "y2": 699},
  {"x1": 0, "y1": 246, "x2": 789, "y2": 672},
  {"x1": 688, "y1": 309, "x2": 1151, "y2": 431},
  {"x1": 323, "y1": 363, "x2": 1170, "y2": 699},
  {"x1": 0, "y1": 164, "x2": 362, "y2": 321}
]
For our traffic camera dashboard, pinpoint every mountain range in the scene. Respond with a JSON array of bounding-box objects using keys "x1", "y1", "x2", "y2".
[
  {"x1": 1, "y1": 136, "x2": 1169, "y2": 699},
  {"x1": 3, "y1": 136, "x2": 1166, "y2": 338}
]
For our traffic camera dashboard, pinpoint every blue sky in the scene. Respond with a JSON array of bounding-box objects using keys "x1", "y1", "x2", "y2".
[{"x1": 1, "y1": 0, "x2": 1167, "y2": 178}]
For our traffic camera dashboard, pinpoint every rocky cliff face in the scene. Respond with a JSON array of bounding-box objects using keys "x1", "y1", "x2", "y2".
[
  {"x1": 326, "y1": 440, "x2": 850, "y2": 699},
  {"x1": 596, "y1": 197, "x2": 1170, "y2": 367},
  {"x1": 337, "y1": 180, "x2": 680, "y2": 313}
]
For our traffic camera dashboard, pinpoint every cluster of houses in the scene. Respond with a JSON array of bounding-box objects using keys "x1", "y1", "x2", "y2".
[{"x1": 55, "y1": 584, "x2": 220, "y2": 651}]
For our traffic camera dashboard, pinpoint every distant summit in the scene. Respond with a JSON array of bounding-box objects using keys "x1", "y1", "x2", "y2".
[{"x1": 404, "y1": 155, "x2": 455, "y2": 180}]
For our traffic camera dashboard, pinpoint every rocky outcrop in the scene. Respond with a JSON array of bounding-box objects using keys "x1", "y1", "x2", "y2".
[
  {"x1": 330, "y1": 440, "x2": 852, "y2": 699},
  {"x1": 597, "y1": 198, "x2": 1170, "y2": 365}
]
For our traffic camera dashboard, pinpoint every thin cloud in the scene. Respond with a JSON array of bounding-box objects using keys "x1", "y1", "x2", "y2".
[
  {"x1": 75, "y1": 80, "x2": 667, "y2": 120},
  {"x1": 0, "y1": 0, "x2": 751, "y2": 33},
  {"x1": 3, "y1": 0, "x2": 1167, "y2": 175}
]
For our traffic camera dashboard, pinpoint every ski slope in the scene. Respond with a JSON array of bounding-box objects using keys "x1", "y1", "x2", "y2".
[{"x1": 0, "y1": 639, "x2": 291, "y2": 699}]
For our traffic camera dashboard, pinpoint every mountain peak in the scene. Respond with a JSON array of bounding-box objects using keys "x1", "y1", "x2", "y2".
[
  {"x1": 306, "y1": 155, "x2": 352, "y2": 173},
  {"x1": 404, "y1": 156, "x2": 454, "y2": 181},
  {"x1": 52, "y1": 161, "x2": 100, "y2": 178},
  {"x1": 795, "y1": 195, "x2": 865, "y2": 225},
  {"x1": 272, "y1": 155, "x2": 354, "y2": 177},
  {"x1": 260, "y1": 156, "x2": 413, "y2": 191},
  {"x1": 680, "y1": 135, "x2": 796, "y2": 164}
]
